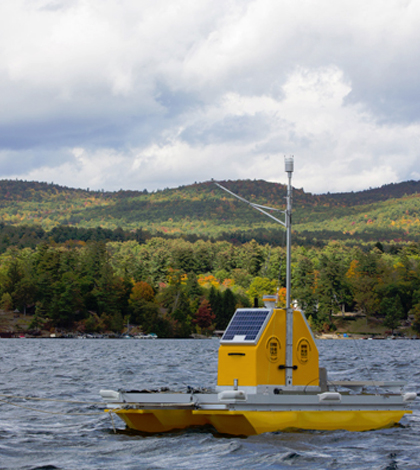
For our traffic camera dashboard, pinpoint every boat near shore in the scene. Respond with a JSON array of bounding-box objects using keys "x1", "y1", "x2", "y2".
[
  {"x1": 134, "y1": 333, "x2": 158, "y2": 339},
  {"x1": 100, "y1": 157, "x2": 417, "y2": 436}
]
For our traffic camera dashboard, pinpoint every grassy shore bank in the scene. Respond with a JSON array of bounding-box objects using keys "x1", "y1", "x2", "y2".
[{"x1": 1, "y1": 310, "x2": 419, "y2": 339}]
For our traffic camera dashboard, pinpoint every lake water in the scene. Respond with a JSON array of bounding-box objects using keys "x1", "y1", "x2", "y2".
[{"x1": 1, "y1": 338, "x2": 420, "y2": 470}]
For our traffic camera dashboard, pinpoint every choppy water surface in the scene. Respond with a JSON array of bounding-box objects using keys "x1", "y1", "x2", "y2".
[{"x1": 1, "y1": 338, "x2": 419, "y2": 470}]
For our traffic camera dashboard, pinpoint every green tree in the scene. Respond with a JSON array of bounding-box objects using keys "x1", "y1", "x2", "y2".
[
  {"x1": 293, "y1": 256, "x2": 317, "y2": 316},
  {"x1": 193, "y1": 240, "x2": 215, "y2": 273},
  {"x1": 107, "y1": 241, "x2": 147, "y2": 281},
  {"x1": 129, "y1": 281, "x2": 158, "y2": 328},
  {"x1": 346, "y1": 250, "x2": 382, "y2": 318},
  {"x1": 208, "y1": 286, "x2": 223, "y2": 324},
  {"x1": 382, "y1": 297, "x2": 404, "y2": 334},
  {"x1": 218, "y1": 288, "x2": 236, "y2": 330},
  {"x1": 246, "y1": 277, "x2": 277, "y2": 305},
  {"x1": 170, "y1": 241, "x2": 196, "y2": 273},
  {"x1": 50, "y1": 271, "x2": 84, "y2": 327},
  {"x1": 185, "y1": 273, "x2": 203, "y2": 313},
  {"x1": 171, "y1": 289, "x2": 193, "y2": 337},
  {"x1": 411, "y1": 303, "x2": 420, "y2": 335},
  {"x1": 13, "y1": 277, "x2": 37, "y2": 315},
  {"x1": 235, "y1": 240, "x2": 264, "y2": 276},
  {"x1": 1, "y1": 292, "x2": 13, "y2": 311},
  {"x1": 316, "y1": 251, "x2": 351, "y2": 318}
]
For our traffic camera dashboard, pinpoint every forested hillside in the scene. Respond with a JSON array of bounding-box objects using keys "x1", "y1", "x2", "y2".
[
  {"x1": 1, "y1": 178, "x2": 420, "y2": 338},
  {"x1": 2, "y1": 178, "x2": 420, "y2": 247}
]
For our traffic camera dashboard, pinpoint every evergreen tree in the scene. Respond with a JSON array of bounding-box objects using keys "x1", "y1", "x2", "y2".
[
  {"x1": 293, "y1": 256, "x2": 317, "y2": 316},
  {"x1": 218, "y1": 288, "x2": 236, "y2": 330},
  {"x1": 185, "y1": 272, "x2": 203, "y2": 313},
  {"x1": 382, "y1": 297, "x2": 404, "y2": 334},
  {"x1": 411, "y1": 303, "x2": 420, "y2": 335},
  {"x1": 172, "y1": 290, "x2": 193, "y2": 337},
  {"x1": 208, "y1": 286, "x2": 223, "y2": 327}
]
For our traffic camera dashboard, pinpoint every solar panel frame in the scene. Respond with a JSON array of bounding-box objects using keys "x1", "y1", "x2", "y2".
[{"x1": 221, "y1": 308, "x2": 272, "y2": 344}]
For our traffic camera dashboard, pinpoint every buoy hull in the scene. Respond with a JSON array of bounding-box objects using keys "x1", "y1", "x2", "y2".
[{"x1": 113, "y1": 408, "x2": 411, "y2": 435}]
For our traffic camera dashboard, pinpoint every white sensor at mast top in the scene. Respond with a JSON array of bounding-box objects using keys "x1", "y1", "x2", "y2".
[{"x1": 285, "y1": 156, "x2": 294, "y2": 173}]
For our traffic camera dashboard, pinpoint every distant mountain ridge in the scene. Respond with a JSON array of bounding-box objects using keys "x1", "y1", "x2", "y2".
[
  {"x1": 315, "y1": 180, "x2": 420, "y2": 207},
  {"x1": 1, "y1": 178, "x2": 420, "y2": 246},
  {"x1": 1, "y1": 177, "x2": 420, "y2": 204}
]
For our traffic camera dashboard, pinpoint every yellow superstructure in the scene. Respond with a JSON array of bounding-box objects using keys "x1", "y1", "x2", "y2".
[{"x1": 217, "y1": 308, "x2": 319, "y2": 389}]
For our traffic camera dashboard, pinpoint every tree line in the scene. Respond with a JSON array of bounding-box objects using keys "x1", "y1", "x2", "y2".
[{"x1": 1, "y1": 235, "x2": 420, "y2": 336}]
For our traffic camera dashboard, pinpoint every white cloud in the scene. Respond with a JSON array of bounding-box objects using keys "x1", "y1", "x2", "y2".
[{"x1": 1, "y1": 0, "x2": 420, "y2": 194}]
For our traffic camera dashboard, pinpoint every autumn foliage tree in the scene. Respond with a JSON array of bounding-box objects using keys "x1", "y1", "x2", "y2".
[
  {"x1": 130, "y1": 281, "x2": 155, "y2": 302},
  {"x1": 193, "y1": 299, "x2": 215, "y2": 334},
  {"x1": 128, "y1": 281, "x2": 159, "y2": 330}
]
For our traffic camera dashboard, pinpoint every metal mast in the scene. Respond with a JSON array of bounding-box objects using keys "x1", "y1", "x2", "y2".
[
  {"x1": 284, "y1": 156, "x2": 294, "y2": 387},
  {"x1": 215, "y1": 155, "x2": 295, "y2": 386}
]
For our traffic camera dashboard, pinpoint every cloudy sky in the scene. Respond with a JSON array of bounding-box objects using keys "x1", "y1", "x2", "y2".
[{"x1": 1, "y1": 0, "x2": 419, "y2": 194}]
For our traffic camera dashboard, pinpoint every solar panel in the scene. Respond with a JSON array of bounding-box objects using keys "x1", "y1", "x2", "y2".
[{"x1": 221, "y1": 309, "x2": 271, "y2": 344}]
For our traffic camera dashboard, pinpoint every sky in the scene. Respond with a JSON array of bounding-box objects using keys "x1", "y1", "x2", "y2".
[{"x1": 1, "y1": 0, "x2": 420, "y2": 194}]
